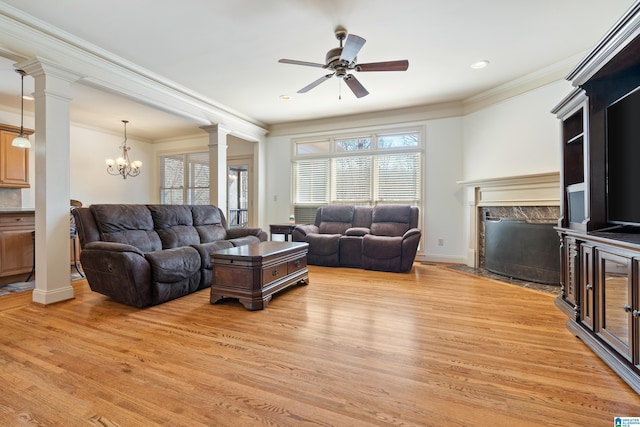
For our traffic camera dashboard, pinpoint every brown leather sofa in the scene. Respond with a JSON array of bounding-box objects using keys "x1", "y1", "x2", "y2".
[
  {"x1": 292, "y1": 204, "x2": 421, "y2": 273},
  {"x1": 73, "y1": 204, "x2": 267, "y2": 307}
]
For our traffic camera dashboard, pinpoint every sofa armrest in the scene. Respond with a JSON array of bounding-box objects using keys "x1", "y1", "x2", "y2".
[
  {"x1": 402, "y1": 228, "x2": 422, "y2": 240},
  {"x1": 80, "y1": 242, "x2": 152, "y2": 307},
  {"x1": 292, "y1": 224, "x2": 319, "y2": 241},
  {"x1": 226, "y1": 227, "x2": 267, "y2": 241},
  {"x1": 345, "y1": 227, "x2": 370, "y2": 236},
  {"x1": 84, "y1": 241, "x2": 145, "y2": 256}
]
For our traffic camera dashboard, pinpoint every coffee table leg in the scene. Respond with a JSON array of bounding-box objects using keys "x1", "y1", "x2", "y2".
[
  {"x1": 239, "y1": 295, "x2": 272, "y2": 311},
  {"x1": 210, "y1": 293, "x2": 224, "y2": 304}
]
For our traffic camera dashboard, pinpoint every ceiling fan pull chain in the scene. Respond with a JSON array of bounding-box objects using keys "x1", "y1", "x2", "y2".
[{"x1": 339, "y1": 79, "x2": 342, "y2": 100}]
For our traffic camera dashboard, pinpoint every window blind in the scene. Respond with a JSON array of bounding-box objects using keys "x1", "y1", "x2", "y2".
[{"x1": 294, "y1": 159, "x2": 329, "y2": 204}]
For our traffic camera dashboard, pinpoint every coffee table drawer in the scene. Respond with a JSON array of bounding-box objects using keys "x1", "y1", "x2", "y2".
[
  {"x1": 288, "y1": 256, "x2": 306, "y2": 274},
  {"x1": 262, "y1": 262, "x2": 287, "y2": 285}
]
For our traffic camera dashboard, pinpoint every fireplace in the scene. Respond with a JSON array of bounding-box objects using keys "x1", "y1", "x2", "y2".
[
  {"x1": 482, "y1": 210, "x2": 560, "y2": 284},
  {"x1": 460, "y1": 173, "x2": 561, "y2": 285}
]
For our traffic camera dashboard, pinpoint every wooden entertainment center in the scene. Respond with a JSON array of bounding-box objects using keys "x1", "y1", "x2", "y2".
[{"x1": 553, "y1": 2, "x2": 640, "y2": 393}]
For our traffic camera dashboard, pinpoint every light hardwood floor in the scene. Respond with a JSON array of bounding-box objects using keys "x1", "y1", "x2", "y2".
[{"x1": 1, "y1": 263, "x2": 639, "y2": 426}]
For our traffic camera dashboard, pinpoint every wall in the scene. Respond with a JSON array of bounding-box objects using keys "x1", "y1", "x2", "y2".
[
  {"x1": 264, "y1": 79, "x2": 575, "y2": 263},
  {"x1": 65, "y1": 125, "x2": 155, "y2": 206},
  {"x1": 264, "y1": 117, "x2": 465, "y2": 263},
  {"x1": 462, "y1": 80, "x2": 573, "y2": 181},
  {"x1": 460, "y1": 80, "x2": 574, "y2": 263},
  {"x1": 0, "y1": 110, "x2": 156, "y2": 208}
]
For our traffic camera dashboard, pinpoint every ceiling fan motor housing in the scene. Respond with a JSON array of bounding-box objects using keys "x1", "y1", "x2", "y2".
[{"x1": 326, "y1": 47, "x2": 355, "y2": 68}]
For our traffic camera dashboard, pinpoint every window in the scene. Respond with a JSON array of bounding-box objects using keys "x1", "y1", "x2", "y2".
[
  {"x1": 292, "y1": 129, "x2": 422, "y2": 220},
  {"x1": 160, "y1": 152, "x2": 209, "y2": 205}
]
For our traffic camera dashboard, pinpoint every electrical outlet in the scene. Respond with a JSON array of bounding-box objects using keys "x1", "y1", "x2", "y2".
[{"x1": 438, "y1": 238, "x2": 444, "y2": 246}]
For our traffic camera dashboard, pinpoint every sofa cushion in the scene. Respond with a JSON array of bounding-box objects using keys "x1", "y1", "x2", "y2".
[
  {"x1": 91, "y1": 204, "x2": 162, "y2": 253},
  {"x1": 192, "y1": 240, "x2": 234, "y2": 269},
  {"x1": 306, "y1": 233, "x2": 341, "y2": 256},
  {"x1": 370, "y1": 205, "x2": 411, "y2": 237},
  {"x1": 352, "y1": 206, "x2": 373, "y2": 228},
  {"x1": 362, "y1": 234, "x2": 403, "y2": 272},
  {"x1": 148, "y1": 205, "x2": 200, "y2": 249},
  {"x1": 306, "y1": 233, "x2": 341, "y2": 267},
  {"x1": 145, "y1": 246, "x2": 201, "y2": 283},
  {"x1": 190, "y1": 205, "x2": 228, "y2": 242},
  {"x1": 318, "y1": 205, "x2": 355, "y2": 234}
]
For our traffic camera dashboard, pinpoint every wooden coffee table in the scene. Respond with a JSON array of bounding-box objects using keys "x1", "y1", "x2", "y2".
[{"x1": 210, "y1": 241, "x2": 309, "y2": 310}]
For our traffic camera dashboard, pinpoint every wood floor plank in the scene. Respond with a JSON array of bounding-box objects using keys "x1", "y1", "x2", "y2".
[{"x1": 1, "y1": 263, "x2": 639, "y2": 426}]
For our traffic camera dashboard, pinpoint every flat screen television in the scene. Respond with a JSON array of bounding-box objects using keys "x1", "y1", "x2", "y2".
[
  {"x1": 606, "y1": 85, "x2": 640, "y2": 226},
  {"x1": 566, "y1": 182, "x2": 585, "y2": 226}
]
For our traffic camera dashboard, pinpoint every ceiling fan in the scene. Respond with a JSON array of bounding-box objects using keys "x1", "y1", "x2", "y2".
[{"x1": 278, "y1": 26, "x2": 409, "y2": 98}]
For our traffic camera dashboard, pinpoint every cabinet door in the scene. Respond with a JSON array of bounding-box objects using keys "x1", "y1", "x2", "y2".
[
  {"x1": 0, "y1": 130, "x2": 29, "y2": 188},
  {"x1": 0, "y1": 229, "x2": 33, "y2": 276},
  {"x1": 562, "y1": 236, "x2": 579, "y2": 308},
  {"x1": 580, "y1": 244, "x2": 595, "y2": 330},
  {"x1": 596, "y1": 249, "x2": 633, "y2": 362}
]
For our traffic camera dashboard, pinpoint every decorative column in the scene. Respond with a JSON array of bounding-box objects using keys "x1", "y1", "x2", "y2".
[
  {"x1": 201, "y1": 124, "x2": 229, "y2": 214},
  {"x1": 17, "y1": 57, "x2": 82, "y2": 305}
]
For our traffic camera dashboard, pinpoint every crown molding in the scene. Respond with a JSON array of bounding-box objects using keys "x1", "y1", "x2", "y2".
[
  {"x1": 0, "y1": 2, "x2": 268, "y2": 141},
  {"x1": 461, "y1": 53, "x2": 583, "y2": 114},
  {"x1": 267, "y1": 101, "x2": 463, "y2": 137},
  {"x1": 567, "y1": 2, "x2": 640, "y2": 86}
]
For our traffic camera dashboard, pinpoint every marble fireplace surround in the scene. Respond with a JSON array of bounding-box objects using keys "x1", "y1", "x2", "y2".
[{"x1": 461, "y1": 172, "x2": 561, "y2": 273}]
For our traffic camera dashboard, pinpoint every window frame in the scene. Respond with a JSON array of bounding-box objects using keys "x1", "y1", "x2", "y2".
[
  {"x1": 291, "y1": 126, "x2": 423, "y2": 213},
  {"x1": 159, "y1": 151, "x2": 210, "y2": 205}
]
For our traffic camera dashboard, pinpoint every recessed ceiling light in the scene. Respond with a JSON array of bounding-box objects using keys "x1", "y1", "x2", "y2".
[
  {"x1": 470, "y1": 60, "x2": 490, "y2": 69},
  {"x1": 280, "y1": 95, "x2": 292, "y2": 101}
]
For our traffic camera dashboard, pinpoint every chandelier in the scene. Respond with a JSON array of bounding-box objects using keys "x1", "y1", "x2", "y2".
[{"x1": 105, "y1": 120, "x2": 142, "y2": 179}]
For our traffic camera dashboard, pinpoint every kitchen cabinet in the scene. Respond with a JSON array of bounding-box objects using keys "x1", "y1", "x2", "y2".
[{"x1": 0, "y1": 123, "x2": 32, "y2": 188}]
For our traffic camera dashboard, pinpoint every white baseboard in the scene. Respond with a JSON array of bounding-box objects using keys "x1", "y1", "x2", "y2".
[{"x1": 416, "y1": 253, "x2": 467, "y2": 264}]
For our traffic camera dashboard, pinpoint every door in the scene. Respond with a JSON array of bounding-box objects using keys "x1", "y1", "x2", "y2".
[{"x1": 227, "y1": 158, "x2": 252, "y2": 228}]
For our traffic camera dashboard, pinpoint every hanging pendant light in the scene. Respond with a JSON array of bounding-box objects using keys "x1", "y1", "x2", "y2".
[
  {"x1": 12, "y1": 69, "x2": 31, "y2": 149},
  {"x1": 105, "y1": 120, "x2": 142, "y2": 179}
]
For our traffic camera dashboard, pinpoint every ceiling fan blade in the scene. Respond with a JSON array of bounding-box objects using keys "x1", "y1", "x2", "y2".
[
  {"x1": 298, "y1": 74, "x2": 334, "y2": 93},
  {"x1": 340, "y1": 34, "x2": 366, "y2": 63},
  {"x1": 279, "y1": 59, "x2": 328, "y2": 69},
  {"x1": 343, "y1": 74, "x2": 369, "y2": 98},
  {"x1": 356, "y1": 60, "x2": 409, "y2": 72}
]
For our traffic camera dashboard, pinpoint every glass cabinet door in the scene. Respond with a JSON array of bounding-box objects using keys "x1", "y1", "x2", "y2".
[{"x1": 597, "y1": 250, "x2": 633, "y2": 362}]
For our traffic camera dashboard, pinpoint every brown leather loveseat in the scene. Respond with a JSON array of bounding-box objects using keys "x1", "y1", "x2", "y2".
[
  {"x1": 291, "y1": 204, "x2": 421, "y2": 273},
  {"x1": 73, "y1": 204, "x2": 267, "y2": 307}
]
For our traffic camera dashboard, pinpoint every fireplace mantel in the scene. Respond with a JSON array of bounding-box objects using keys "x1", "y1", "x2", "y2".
[{"x1": 460, "y1": 172, "x2": 560, "y2": 267}]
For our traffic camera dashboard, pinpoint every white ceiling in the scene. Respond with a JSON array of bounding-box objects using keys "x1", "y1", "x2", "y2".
[{"x1": 0, "y1": 0, "x2": 636, "y2": 141}]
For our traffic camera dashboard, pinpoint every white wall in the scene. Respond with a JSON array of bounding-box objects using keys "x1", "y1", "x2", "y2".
[
  {"x1": 0, "y1": 111, "x2": 155, "y2": 207},
  {"x1": 20, "y1": 123, "x2": 155, "y2": 208},
  {"x1": 264, "y1": 117, "x2": 466, "y2": 262},
  {"x1": 264, "y1": 134, "x2": 293, "y2": 226},
  {"x1": 423, "y1": 117, "x2": 465, "y2": 262},
  {"x1": 66, "y1": 126, "x2": 155, "y2": 206},
  {"x1": 462, "y1": 80, "x2": 573, "y2": 181}
]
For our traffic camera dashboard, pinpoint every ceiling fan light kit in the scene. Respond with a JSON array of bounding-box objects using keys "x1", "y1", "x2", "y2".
[{"x1": 279, "y1": 26, "x2": 409, "y2": 98}]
